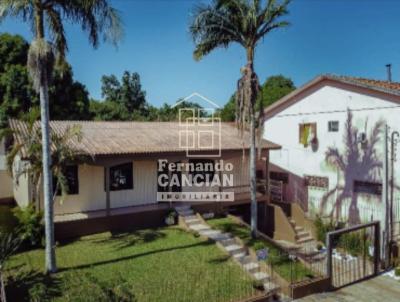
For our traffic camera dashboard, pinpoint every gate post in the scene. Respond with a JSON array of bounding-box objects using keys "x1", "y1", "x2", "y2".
[
  {"x1": 374, "y1": 222, "x2": 380, "y2": 275},
  {"x1": 326, "y1": 232, "x2": 332, "y2": 288}
]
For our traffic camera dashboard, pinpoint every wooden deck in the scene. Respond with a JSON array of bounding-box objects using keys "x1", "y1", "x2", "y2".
[{"x1": 295, "y1": 274, "x2": 400, "y2": 302}]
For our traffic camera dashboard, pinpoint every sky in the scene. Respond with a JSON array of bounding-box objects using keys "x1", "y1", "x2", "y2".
[{"x1": 1, "y1": 0, "x2": 400, "y2": 108}]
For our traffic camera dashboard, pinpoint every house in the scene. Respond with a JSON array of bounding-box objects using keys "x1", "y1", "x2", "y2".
[
  {"x1": 6, "y1": 119, "x2": 280, "y2": 237},
  {"x1": 263, "y1": 75, "x2": 400, "y2": 234}
]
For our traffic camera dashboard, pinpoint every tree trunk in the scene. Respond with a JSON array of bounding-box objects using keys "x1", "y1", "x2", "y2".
[
  {"x1": 247, "y1": 47, "x2": 258, "y2": 239},
  {"x1": 249, "y1": 104, "x2": 258, "y2": 238},
  {"x1": 35, "y1": 5, "x2": 57, "y2": 274},
  {"x1": 39, "y1": 69, "x2": 57, "y2": 273}
]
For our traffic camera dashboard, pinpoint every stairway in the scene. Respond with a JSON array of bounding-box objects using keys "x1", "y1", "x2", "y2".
[{"x1": 174, "y1": 205, "x2": 281, "y2": 297}]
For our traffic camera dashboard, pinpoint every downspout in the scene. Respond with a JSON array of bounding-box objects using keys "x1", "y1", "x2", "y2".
[{"x1": 382, "y1": 124, "x2": 389, "y2": 268}]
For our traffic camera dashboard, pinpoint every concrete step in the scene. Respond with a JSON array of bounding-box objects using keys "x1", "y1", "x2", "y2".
[
  {"x1": 296, "y1": 231, "x2": 310, "y2": 239},
  {"x1": 220, "y1": 238, "x2": 236, "y2": 247},
  {"x1": 238, "y1": 255, "x2": 254, "y2": 265},
  {"x1": 212, "y1": 233, "x2": 232, "y2": 241},
  {"x1": 198, "y1": 229, "x2": 221, "y2": 238},
  {"x1": 178, "y1": 209, "x2": 194, "y2": 216},
  {"x1": 242, "y1": 262, "x2": 260, "y2": 273},
  {"x1": 263, "y1": 282, "x2": 280, "y2": 293},
  {"x1": 185, "y1": 218, "x2": 201, "y2": 225},
  {"x1": 297, "y1": 236, "x2": 314, "y2": 244},
  {"x1": 294, "y1": 226, "x2": 304, "y2": 232},
  {"x1": 253, "y1": 272, "x2": 270, "y2": 282},
  {"x1": 233, "y1": 251, "x2": 247, "y2": 261},
  {"x1": 182, "y1": 215, "x2": 197, "y2": 220},
  {"x1": 289, "y1": 219, "x2": 296, "y2": 225},
  {"x1": 175, "y1": 205, "x2": 191, "y2": 212},
  {"x1": 189, "y1": 224, "x2": 210, "y2": 232},
  {"x1": 225, "y1": 244, "x2": 245, "y2": 255}
]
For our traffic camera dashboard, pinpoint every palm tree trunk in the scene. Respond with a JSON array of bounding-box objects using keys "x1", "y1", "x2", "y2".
[
  {"x1": 39, "y1": 70, "x2": 56, "y2": 273},
  {"x1": 249, "y1": 104, "x2": 258, "y2": 238},
  {"x1": 35, "y1": 5, "x2": 57, "y2": 274},
  {"x1": 247, "y1": 47, "x2": 258, "y2": 239}
]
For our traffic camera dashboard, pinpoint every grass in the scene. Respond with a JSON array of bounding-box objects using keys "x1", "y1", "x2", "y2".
[
  {"x1": 4, "y1": 226, "x2": 258, "y2": 302},
  {"x1": 207, "y1": 217, "x2": 315, "y2": 283}
]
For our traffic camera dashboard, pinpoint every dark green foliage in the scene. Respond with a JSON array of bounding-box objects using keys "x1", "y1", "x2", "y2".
[
  {"x1": 395, "y1": 267, "x2": 400, "y2": 276},
  {"x1": 0, "y1": 205, "x2": 18, "y2": 233},
  {"x1": 337, "y1": 232, "x2": 370, "y2": 257},
  {"x1": 217, "y1": 95, "x2": 236, "y2": 122},
  {"x1": 0, "y1": 230, "x2": 21, "y2": 269},
  {"x1": 218, "y1": 75, "x2": 296, "y2": 122},
  {"x1": 12, "y1": 205, "x2": 44, "y2": 248},
  {"x1": 314, "y1": 216, "x2": 338, "y2": 243},
  {"x1": 260, "y1": 75, "x2": 295, "y2": 107},
  {"x1": 0, "y1": 33, "x2": 91, "y2": 126},
  {"x1": 101, "y1": 71, "x2": 147, "y2": 116}
]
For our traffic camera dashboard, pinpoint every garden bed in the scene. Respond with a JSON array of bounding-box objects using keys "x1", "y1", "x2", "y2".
[{"x1": 4, "y1": 226, "x2": 259, "y2": 302}]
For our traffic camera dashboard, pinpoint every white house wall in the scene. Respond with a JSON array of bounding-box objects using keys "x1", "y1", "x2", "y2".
[{"x1": 264, "y1": 83, "x2": 400, "y2": 223}]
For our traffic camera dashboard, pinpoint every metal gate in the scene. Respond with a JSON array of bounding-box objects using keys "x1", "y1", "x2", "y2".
[{"x1": 326, "y1": 221, "x2": 380, "y2": 289}]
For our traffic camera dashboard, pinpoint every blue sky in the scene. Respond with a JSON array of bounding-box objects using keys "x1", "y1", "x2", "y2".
[{"x1": 1, "y1": 0, "x2": 400, "y2": 107}]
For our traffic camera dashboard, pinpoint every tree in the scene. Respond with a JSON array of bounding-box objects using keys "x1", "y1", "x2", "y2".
[
  {"x1": 190, "y1": 0, "x2": 290, "y2": 238},
  {"x1": 219, "y1": 75, "x2": 295, "y2": 122},
  {"x1": 101, "y1": 71, "x2": 147, "y2": 115},
  {"x1": 0, "y1": 33, "x2": 91, "y2": 126},
  {"x1": 260, "y1": 75, "x2": 295, "y2": 107},
  {"x1": 0, "y1": 0, "x2": 123, "y2": 273}
]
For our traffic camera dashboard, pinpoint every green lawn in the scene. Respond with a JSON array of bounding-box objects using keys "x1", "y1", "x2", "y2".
[
  {"x1": 5, "y1": 226, "x2": 259, "y2": 302},
  {"x1": 207, "y1": 217, "x2": 315, "y2": 283}
]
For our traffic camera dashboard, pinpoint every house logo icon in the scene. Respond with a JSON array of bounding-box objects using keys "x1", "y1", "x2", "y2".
[{"x1": 174, "y1": 93, "x2": 222, "y2": 158}]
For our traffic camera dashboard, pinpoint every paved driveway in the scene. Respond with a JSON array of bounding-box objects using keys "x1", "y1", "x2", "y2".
[{"x1": 295, "y1": 275, "x2": 400, "y2": 302}]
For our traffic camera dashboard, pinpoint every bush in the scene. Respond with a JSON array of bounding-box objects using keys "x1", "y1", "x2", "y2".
[
  {"x1": 395, "y1": 267, "x2": 400, "y2": 277},
  {"x1": 337, "y1": 232, "x2": 370, "y2": 257},
  {"x1": 12, "y1": 205, "x2": 44, "y2": 248},
  {"x1": 314, "y1": 216, "x2": 344, "y2": 243}
]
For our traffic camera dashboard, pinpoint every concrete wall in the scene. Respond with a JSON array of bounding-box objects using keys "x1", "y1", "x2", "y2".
[
  {"x1": 264, "y1": 81, "x2": 400, "y2": 225},
  {"x1": 0, "y1": 171, "x2": 13, "y2": 200}
]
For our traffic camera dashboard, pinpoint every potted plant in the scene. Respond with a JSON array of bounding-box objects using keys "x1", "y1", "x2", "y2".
[{"x1": 165, "y1": 210, "x2": 177, "y2": 226}]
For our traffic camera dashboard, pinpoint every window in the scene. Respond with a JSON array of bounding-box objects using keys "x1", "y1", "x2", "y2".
[
  {"x1": 270, "y1": 171, "x2": 288, "y2": 184},
  {"x1": 328, "y1": 121, "x2": 339, "y2": 132},
  {"x1": 54, "y1": 165, "x2": 79, "y2": 195},
  {"x1": 353, "y1": 181, "x2": 382, "y2": 196},
  {"x1": 304, "y1": 175, "x2": 328, "y2": 188},
  {"x1": 299, "y1": 123, "x2": 317, "y2": 147},
  {"x1": 189, "y1": 159, "x2": 215, "y2": 183},
  {"x1": 105, "y1": 163, "x2": 133, "y2": 191}
]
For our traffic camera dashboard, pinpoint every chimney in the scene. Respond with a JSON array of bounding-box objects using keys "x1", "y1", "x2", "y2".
[{"x1": 386, "y1": 64, "x2": 392, "y2": 82}]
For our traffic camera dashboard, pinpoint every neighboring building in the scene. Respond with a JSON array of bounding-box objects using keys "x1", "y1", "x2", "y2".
[
  {"x1": 7, "y1": 120, "x2": 280, "y2": 223},
  {"x1": 263, "y1": 75, "x2": 400, "y2": 230}
]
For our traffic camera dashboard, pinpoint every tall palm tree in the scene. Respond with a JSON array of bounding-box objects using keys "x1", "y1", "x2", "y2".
[
  {"x1": 0, "y1": 0, "x2": 123, "y2": 273},
  {"x1": 190, "y1": 0, "x2": 290, "y2": 238}
]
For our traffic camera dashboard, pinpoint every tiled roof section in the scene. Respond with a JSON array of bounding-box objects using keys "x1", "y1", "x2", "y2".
[
  {"x1": 327, "y1": 75, "x2": 400, "y2": 96},
  {"x1": 8, "y1": 120, "x2": 280, "y2": 158}
]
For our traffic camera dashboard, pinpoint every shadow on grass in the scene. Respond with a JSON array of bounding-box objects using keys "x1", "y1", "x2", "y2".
[
  {"x1": 208, "y1": 255, "x2": 230, "y2": 264},
  {"x1": 100, "y1": 229, "x2": 168, "y2": 250},
  {"x1": 58, "y1": 240, "x2": 214, "y2": 273},
  {"x1": 5, "y1": 270, "x2": 62, "y2": 302}
]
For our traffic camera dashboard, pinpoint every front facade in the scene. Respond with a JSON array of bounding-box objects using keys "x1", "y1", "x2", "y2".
[
  {"x1": 263, "y1": 75, "x2": 400, "y2": 231},
  {"x1": 8, "y1": 120, "x2": 280, "y2": 221}
]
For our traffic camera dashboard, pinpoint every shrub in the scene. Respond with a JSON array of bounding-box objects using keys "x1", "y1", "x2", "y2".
[
  {"x1": 12, "y1": 205, "x2": 44, "y2": 248},
  {"x1": 314, "y1": 216, "x2": 340, "y2": 243},
  {"x1": 395, "y1": 267, "x2": 400, "y2": 277},
  {"x1": 337, "y1": 232, "x2": 369, "y2": 257}
]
